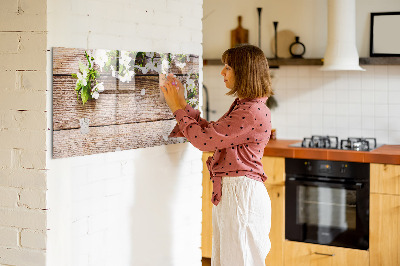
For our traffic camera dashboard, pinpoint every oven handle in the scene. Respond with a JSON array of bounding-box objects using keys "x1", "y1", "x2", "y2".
[{"x1": 286, "y1": 177, "x2": 364, "y2": 189}]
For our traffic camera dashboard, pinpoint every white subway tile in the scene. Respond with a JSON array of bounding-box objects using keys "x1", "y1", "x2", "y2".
[
  {"x1": 348, "y1": 128, "x2": 362, "y2": 137},
  {"x1": 374, "y1": 130, "x2": 389, "y2": 144},
  {"x1": 348, "y1": 90, "x2": 362, "y2": 104},
  {"x1": 348, "y1": 116, "x2": 362, "y2": 129},
  {"x1": 388, "y1": 91, "x2": 400, "y2": 105},
  {"x1": 388, "y1": 131, "x2": 400, "y2": 143},
  {"x1": 286, "y1": 77, "x2": 298, "y2": 89},
  {"x1": 374, "y1": 65, "x2": 388, "y2": 77},
  {"x1": 323, "y1": 103, "x2": 336, "y2": 115},
  {"x1": 361, "y1": 90, "x2": 375, "y2": 104},
  {"x1": 388, "y1": 76, "x2": 400, "y2": 91},
  {"x1": 374, "y1": 117, "x2": 389, "y2": 131},
  {"x1": 389, "y1": 104, "x2": 400, "y2": 117},
  {"x1": 388, "y1": 117, "x2": 400, "y2": 131},
  {"x1": 362, "y1": 116, "x2": 375, "y2": 130},
  {"x1": 374, "y1": 90, "x2": 388, "y2": 104},
  {"x1": 375, "y1": 104, "x2": 389, "y2": 117},
  {"x1": 285, "y1": 66, "x2": 298, "y2": 77}
]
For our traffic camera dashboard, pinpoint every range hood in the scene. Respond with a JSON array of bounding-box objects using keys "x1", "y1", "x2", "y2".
[{"x1": 320, "y1": 0, "x2": 365, "y2": 71}]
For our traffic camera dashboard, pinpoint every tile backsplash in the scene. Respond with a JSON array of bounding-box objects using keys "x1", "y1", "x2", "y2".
[{"x1": 203, "y1": 65, "x2": 400, "y2": 145}]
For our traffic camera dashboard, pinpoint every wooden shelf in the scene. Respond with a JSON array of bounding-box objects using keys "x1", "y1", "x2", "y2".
[
  {"x1": 359, "y1": 57, "x2": 400, "y2": 65},
  {"x1": 203, "y1": 58, "x2": 323, "y2": 67},
  {"x1": 204, "y1": 57, "x2": 400, "y2": 67}
]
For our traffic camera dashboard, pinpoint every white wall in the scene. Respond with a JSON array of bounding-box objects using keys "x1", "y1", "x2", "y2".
[
  {"x1": 0, "y1": 0, "x2": 48, "y2": 265},
  {"x1": 203, "y1": 0, "x2": 400, "y2": 145},
  {"x1": 46, "y1": 0, "x2": 203, "y2": 266}
]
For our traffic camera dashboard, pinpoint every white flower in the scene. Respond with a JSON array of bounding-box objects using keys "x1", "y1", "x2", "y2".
[
  {"x1": 93, "y1": 82, "x2": 104, "y2": 92},
  {"x1": 185, "y1": 77, "x2": 195, "y2": 91},
  {"x1": 161, "y1": 59, "x2": 170, "y2": 74},
  {"x1": 92, "y1": 91, "x2": 100, "y2": 99},
  {"x1": 120, "y1": 51, "x2": 132, "y2": 68},
  {"x1": 189, "y1": 98, "x2": 198, "y2": 106},
  {"x1": 94, "y1": 50, "x2": 109, "y2": 70},
  {"x1": 79, "y1": 61, "x2": 89, "y2": 76},
  {"x1": 77, "y1": 72, "x2": 87, "y2": 87},
  {"x1": 176, "y1": 62, "x2": 186, "y2": 69},
  {"x1": 145, "y1": 60, "x2": 160, "y2": 73},
  {"x1": 137, "y1": 66, "x2": 149, "y2": 74}
]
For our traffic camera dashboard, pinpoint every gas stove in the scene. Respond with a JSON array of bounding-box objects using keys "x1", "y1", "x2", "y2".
[{"x1": 289, "y1": 135, "x2": 381, "y2": 151}]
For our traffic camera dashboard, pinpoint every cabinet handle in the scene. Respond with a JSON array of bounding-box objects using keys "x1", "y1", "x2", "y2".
[{"x1": 313, "y1": 252, "x2": 335, "y2": 257}]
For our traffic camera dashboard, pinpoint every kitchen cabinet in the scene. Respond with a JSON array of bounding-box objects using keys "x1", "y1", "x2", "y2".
[
  {"x1": 201, "y1": 153, "x2": 286, "y2": 265},
  {"x1": 261, "y1": 156, "x2": 285, "y2": 266},
  {"x1": 370, "y1": 163, "x2": 400, "y2": 266},
  {"x1": 201, "y1": 152, "x2": 213, "y2": 258},
  {"x1": 284, "y1": 241, "x2": 369, "y2": 266}
]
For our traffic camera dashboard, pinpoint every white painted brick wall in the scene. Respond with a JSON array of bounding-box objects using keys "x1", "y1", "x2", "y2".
[
  {"x1": 0, "y1": 0, "x2": 48, "y2": 265},
  {"x1": 0, "y1": 227, "x2": 19, "y2": 247},
  {"x1": 21, "y1": 229, "x2": 47, "y2": 250},
  {"x1": 46, "y1": 1, "x2": 203, "y2": 266}
]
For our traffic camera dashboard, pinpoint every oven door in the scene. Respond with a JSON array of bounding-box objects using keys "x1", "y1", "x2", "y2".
[{"x1": 285, "y1": 177, "x2": 369, "y2": 250}]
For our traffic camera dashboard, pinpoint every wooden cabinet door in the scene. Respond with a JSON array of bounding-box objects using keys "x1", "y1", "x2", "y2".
[
  {"x1": 370, "y1": 193, "x2": 400, "y2": 266},
  {"x1": 265, "y1": 184, "x2": 285, "y2": 266},
  {"x1": 284, "y1": 241, "x2": 369, "y2": 266},
  {"x1": 262, "y1": 156, "x2": 285, "y2": 186},
  {"x1": 370, "y1": 163, "x2": 400, "y2": 195},
  {"x1": 202, "y1": 152, "x2": 213, "y2": 258}
]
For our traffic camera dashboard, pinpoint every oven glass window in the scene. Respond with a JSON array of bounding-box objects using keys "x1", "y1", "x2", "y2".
[{"x1": 297, "y1": 186, "x2": 356, "y2": 230}]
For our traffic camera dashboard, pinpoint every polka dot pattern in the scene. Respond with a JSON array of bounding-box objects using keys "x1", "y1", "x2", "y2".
[{"x1": 169, "y1": 97, "x2": 272, "y2": 206}]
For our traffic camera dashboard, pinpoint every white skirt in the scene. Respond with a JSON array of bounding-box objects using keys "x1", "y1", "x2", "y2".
[{"x1": 212, "y1": 176, "x2": 271, "y2": 266}]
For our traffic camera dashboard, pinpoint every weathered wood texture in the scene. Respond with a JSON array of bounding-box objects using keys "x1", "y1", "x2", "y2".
[
  {"x1": 52, "y1": 75, "x2": 179, "y2": 130},
  {"x1": 52, "y1": 47, "x2": 199, "y2": 158},
  {"x1": 53, "y1": 120, "x2": 185, "y2": 158}
]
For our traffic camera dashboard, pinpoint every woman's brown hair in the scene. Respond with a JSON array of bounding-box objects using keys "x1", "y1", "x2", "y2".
[{"x1": 221, "y1": 44, "x2": 273, "y2": 99}]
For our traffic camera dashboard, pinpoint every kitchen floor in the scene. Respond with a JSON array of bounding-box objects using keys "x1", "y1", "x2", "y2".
[{"x1": 202, "y1": 257, "x2": 211, "y2": 266}]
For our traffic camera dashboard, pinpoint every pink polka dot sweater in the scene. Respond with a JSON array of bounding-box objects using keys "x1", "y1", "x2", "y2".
[{"x1": 169, "y1": 97, "x2": 272, "y2": 206}]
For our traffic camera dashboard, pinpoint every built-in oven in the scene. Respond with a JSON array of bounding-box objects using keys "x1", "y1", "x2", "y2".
[{"x1": 285, "y1": 158, "x2": 370, "y2": 250}]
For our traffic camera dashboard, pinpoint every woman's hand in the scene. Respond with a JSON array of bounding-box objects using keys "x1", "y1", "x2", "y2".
[{"x1": 161, "y1": 75, "x2": 186, "y2": 113}]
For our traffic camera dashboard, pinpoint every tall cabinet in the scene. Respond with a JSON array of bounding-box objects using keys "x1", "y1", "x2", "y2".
[{"x1": 370, "y1": 163, "x2": 400, "y2": 266}]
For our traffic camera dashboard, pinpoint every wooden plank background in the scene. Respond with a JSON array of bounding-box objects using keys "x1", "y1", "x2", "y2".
[{"x1": 52, "y1": 47, "x2": 199, "y2": 158}]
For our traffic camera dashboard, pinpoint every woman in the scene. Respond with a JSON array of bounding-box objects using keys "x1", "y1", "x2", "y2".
[{"x1": 161, "y1": 44, "x2": 273, "y2": 266}]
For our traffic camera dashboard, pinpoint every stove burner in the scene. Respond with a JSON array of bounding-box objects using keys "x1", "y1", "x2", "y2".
[
  {"x1": 301, "y1": 135, "x2": 339, "y2": 149},
  {"x1": 295, "y1": 136, "x2": 378, "y2": 151},
  {"x1": 340, "y1": 137, "x2": 377, "y2": 151}
]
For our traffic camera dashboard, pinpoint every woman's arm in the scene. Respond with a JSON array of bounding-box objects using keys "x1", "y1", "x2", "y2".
[
  {"x1": 173, "y1": 106, "x2": 257, "y2": 152},
  {"x1": 162, "y1": 75, "x2": 211, "y2": 137}
]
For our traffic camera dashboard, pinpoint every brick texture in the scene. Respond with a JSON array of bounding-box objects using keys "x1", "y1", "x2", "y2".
[{"x1": 0, "y1": 0, "x2": 47, "y2": 264}]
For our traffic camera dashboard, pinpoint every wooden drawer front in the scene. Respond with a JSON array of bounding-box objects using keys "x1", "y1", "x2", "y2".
[
  {"x1": 262, "y1": 156, "x2": 285, "y2": 185},
  {"x1": 370, "y1": 193, "x2": 400, "y2": 266},
  {"x1": 370, "y1": 163, "x2": 400, "y2": 195},
  {"x1": 284, "y1": 241, "x2": 369, "y2": 266}
]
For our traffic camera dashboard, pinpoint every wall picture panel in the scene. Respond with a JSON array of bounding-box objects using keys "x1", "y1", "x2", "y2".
[{"x1": 52, "y1": 47, "x2": 199, "y2": 158}]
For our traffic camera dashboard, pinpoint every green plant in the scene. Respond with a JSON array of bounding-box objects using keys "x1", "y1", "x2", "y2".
[{"x1": 72, "y1": 51, "x2": 103, "y2": 104}]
